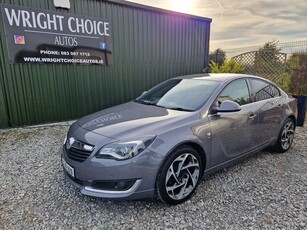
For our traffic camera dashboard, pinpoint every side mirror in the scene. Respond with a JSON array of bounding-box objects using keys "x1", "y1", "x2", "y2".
[{"x1": 212, "y1": 100, "x2": 241, "y2": 113}]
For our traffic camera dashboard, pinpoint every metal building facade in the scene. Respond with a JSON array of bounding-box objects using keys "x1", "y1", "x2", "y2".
[{"x1": 0, "y1": 0, "x2": 211, "y2": 128}]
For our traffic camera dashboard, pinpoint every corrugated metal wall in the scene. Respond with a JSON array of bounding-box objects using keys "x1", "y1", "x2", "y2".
[{"x1": 0, "y1": 0, "x2": 211, "y2": 128}]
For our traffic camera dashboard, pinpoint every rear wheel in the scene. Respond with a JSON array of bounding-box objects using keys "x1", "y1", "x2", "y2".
[
  {"x1": 156, "y1": 146, "x2": 202, "y2": 205},
  {"x1": 272, "y1": 118, "x2": 295, "y2": 153}
]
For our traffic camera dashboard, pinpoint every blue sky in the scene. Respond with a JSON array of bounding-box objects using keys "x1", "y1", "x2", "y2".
[{"x1": 127, "y1": 0, "x2": 307, "y2": 51}]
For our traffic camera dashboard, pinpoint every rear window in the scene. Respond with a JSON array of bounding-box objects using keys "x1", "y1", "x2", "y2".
[{"x1": 250, "y1": 79, "x2": 280, "y2": 101}]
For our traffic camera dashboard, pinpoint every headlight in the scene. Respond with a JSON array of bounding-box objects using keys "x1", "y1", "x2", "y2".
[
  {"x1": 96, "y1": 136, "x2": 156, "y2": 160},
  {"x1": 63, "y1": 134, "x2": 67, "y2": 145}
]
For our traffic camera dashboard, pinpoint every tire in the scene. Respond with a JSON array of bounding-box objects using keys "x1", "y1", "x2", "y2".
[
  {"x1": 272, "y1": 118, "x2": 295, "y2": 153},
  {"x1": 156, "y1": 145, "x2": 202, "y2": 205}
]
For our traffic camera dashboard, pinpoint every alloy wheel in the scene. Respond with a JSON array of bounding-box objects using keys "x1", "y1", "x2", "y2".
[
  {"x1": 165, "y1": 153, "x2": 200, "y2": 200},
  {"x1": 281, "y1": 120, "x2": 295, "y2": 150}
]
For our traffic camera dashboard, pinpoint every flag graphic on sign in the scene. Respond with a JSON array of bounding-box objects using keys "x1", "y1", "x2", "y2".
[
  {"x1": 99, "y1": 42, "x2": 106, "y2": 50},
  {"x1": 14, "y1": 35, "x2": 25, "y2": 44}
]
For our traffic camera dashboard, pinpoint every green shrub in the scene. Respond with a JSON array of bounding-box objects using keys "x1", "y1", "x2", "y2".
[
  {"x1": 210, "y1": 58, "x2": 245, "y2": 73},
  {"x1": 276, "y1": 72, "x2": 291, "y2": 93}
]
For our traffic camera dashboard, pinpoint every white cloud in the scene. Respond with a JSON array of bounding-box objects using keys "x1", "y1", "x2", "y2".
[{"x1": 126, "y1": 0, "x2": 307, "y2": 50}]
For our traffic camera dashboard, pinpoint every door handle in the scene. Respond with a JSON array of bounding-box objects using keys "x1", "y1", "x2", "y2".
[{"x1": 248, "y1": 114, "x2": 257, "y2": 119}]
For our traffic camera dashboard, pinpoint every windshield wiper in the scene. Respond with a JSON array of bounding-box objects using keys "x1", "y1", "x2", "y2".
[
  {"x1": 134, "y1": 99, "x2": 156, "y2": 106},
  {"x1": 135, "y1": 100, "x2": 192, "y2": 111},
  {"x1": 161, "y1": 106, "x2": 193, "y2": 112}
]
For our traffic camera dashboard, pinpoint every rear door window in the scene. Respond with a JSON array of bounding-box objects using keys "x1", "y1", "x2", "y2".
[{"x1": 250, "y1": 79, "x2": 280, "y2": 102}]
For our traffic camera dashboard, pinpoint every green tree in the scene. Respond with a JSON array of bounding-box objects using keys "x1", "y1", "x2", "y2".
[
  {"x1": 209, "y1": 48, "x2": 227, "y2": 66},
  {"x1": 254, "y1": 40, "x2": 285, "y2": 77},
  {"x1": 258, "y1": 40, "x2": 281, "y2": 57},
  {"x1": 278, "y1": 72, "x2": 291, "y2": 93},
  {"x1": 288, "y1": 53, "x2": 307, "y2": 95},
  {"x1": 210, "y1": 58, "x2": 245, "y2": 73},
  {"x1": 276, "y1": 53, "x2": 307, "y2": 95}
]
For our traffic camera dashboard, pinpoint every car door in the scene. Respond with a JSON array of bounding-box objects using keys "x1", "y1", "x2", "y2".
[
  {"x1": 208, "y1": 78, "x2": 260, "y2": 168},
  {"x1": 248, "y1": 78, "x2": 284, "y2": 145}
]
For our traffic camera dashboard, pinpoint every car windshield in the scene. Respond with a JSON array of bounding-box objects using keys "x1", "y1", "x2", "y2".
[{"x1": 134, "y1": 79, "x2": 219, "y2": 111}]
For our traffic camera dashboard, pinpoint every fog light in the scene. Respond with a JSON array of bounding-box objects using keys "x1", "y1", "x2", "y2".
[
  {"x1": 114, "y1": 181, "x2": 127, "y2": 190},
  {"x1": 91, "y1": 180, "x2": 136, "y2": 191}
]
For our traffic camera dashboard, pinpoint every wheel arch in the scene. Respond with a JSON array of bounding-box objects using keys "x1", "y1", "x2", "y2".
[
  {"x1": 163, "y1": 141, "x2": 208, "y2": 173},
  {"x1": 183, "y1": 142, "x2": 207, "y2": 172},
  {"x1": 288, "y1": 114, "x2": 297, "y2": 128}
]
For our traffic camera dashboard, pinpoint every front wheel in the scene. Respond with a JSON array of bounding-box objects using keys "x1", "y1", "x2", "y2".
[
  {"x1": 272, "y1": 118, "x2": 295, "y2": 153},
  {"x1": 156, "y1": 146, "x2": 202, "y2": 205}
]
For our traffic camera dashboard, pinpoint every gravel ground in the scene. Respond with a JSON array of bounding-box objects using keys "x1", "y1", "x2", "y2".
[{"x1": 0, "y1": 124, "x2": 306, "y2": 229}]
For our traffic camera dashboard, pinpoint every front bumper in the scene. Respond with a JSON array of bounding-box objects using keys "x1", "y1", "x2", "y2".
[
  {"x1": 61, "y1": 145, "x2": 163, "y2": 200},
  {"x1": 63, "y1": 171, "x2": 152, "y2": 199}
]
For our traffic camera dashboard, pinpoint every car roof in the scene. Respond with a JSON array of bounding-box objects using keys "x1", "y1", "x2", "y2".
[
  {"x1": 173, "y1": 73, "x2": 261, "y2": 82},
  {"x1": 172, "y1": 73, "x2": 283, "y2": 91}
]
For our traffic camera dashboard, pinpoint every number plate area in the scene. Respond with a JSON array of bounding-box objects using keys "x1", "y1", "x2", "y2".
[{"x1": 62, "y1": 157, "x2": 75, "y2": 178}]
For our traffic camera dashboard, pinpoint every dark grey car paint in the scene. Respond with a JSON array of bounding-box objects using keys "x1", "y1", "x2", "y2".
[{"x1": 62, "y1": 73, "x2": 297, "y2": 200}]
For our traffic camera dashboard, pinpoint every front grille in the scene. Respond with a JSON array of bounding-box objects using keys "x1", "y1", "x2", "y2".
[
  {"x1": 65, "y1": 147, "x2": 92, "y2": 162},
  {"x1": 64, "y1": 137, "x2": 94, "y2": 162}
]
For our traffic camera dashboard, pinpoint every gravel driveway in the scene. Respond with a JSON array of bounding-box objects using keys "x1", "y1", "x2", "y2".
[{"x1": 0, "y1": 124, "x2": 306, "y2": 229}]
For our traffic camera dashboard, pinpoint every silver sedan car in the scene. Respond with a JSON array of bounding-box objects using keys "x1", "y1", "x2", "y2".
[{"x1": 61, "y1": 73, "x2": 297, "y2": 205}]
